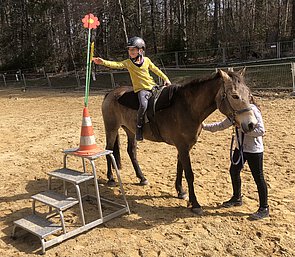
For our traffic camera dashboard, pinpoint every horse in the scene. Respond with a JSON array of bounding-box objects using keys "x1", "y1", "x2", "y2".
[{"x1": 101, "y1": 68, "x2": 257, "y2": 214}]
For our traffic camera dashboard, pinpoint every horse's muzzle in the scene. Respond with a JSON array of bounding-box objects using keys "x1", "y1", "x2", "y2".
[
  {"x1": 237, "y1": 109, "x2": 258, "y2": 133},
  {"x1": 241, "y1": 120, "x2": 257, "y2": 133}
]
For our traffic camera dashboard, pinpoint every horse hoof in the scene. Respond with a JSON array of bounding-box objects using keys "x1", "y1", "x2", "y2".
[
  {"x1": 178, "y1": 192, "x2": 188, "y2": 200},
  {"x1": 191, "y1": 207, "x2": 203, "y2": 215},
  {"x1": 139, "y1": 179, "x2": 149, "y2": 186},
  {"x1": 107, "y1": 180, "x2": 116, "y2": 187}
]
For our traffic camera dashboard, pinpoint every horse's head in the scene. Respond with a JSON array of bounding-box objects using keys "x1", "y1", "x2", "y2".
[{"x1": 215, "y1": 68, "x2": 257, "y2": 133}]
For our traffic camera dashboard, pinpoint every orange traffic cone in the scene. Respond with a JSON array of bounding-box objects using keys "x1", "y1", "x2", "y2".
[{"x1": 73, "y1": 107, "x2": 101, "y2": 156}]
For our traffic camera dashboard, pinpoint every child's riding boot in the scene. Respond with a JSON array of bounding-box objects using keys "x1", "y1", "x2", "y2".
[
  {"x1": 136, "y1": 125, "x2": 143, "y2": 141},
  {"x1": 136, "y1": 114, "x2": 144, "y2": 141}
]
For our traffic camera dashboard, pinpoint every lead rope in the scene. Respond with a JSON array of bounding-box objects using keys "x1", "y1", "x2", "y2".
[{"x1": 230, "y1": 126, "x2": 245, "y2": 166}]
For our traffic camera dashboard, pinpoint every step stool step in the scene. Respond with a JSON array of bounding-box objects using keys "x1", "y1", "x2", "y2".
[
  {"x1": 13, "y1": 214, "x2": 62, "y2": 239},
  {"x1": 48, "y1": 168, "x2": 94, "y2": 184},
  {"x1": 32, "y1": 190, "x2": 79, "y2": 211}
]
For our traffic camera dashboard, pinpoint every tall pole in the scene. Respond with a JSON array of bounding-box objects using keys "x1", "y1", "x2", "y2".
[{"x1": 84, "y1": 28, "x2": 92, "y2": 107}]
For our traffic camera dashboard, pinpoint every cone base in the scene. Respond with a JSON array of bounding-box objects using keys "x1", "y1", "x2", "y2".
[{"x1": 73, "y1": 145, "x2": 101, "y2": 157}]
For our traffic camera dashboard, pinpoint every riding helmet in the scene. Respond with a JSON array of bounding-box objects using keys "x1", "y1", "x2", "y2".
[{"x1": 127, "y1": 37, "x2": 145, "y2": 50}]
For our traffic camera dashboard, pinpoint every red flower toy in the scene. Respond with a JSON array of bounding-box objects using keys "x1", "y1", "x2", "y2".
[{"x1": 82, "y1": 13, "x2": 100, "y2": 29}]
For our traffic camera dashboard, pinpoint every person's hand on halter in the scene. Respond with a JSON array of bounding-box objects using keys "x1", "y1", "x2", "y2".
[
  {"x1": 233, "y1": 121, "x2": 241, "y2": 129},
  {"x1": 92, "y1": 57, "x2": 103, "y2": 65}
]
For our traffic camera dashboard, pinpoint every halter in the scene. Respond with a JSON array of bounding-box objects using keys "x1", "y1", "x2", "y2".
[
  {"x1": 130, "y1": 54, "x2": 144, "y2": 67},
  {"x1": 218, "y1": 84, "x2": 250, "y2": 167},
  {"x1": 230, "y1": 126, "x2": 245, "y2": 166},
  {"x1": 219, "y1": 91, "x2": 252, "y2": 121}
]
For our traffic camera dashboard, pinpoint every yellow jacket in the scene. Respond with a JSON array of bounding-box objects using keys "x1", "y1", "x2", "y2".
[{"x1": 101, "y1": 57, "x2": 169, "y2": 93}]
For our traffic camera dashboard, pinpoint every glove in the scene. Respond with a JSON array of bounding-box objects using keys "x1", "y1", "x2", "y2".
[{"x1": 164, "y1": 80, "x2": 171, "y2": 86}]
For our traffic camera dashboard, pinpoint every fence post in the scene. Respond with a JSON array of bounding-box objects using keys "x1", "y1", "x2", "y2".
[
  {"x1": 222, "y1": 47, "x2": 226, "y2": 63},
  {"x1": 277, "y1": 42, "x2": 281, "y2": 59},
  {"x1": 46, "y1": 74, "x2": 52, "y2": 87},
  {"x1": 22, "y1": 74, "x2": 27, "y2": 88},
  {"x1": 291, "y1": 63, "x2": 295, "y2": 95},
  {"x1": 75, "y1": 70, "x2": 81, "y2": 88},
  {"x1": 175, "y1": 52, "x2": 179, "y2": 68},
  {"x1": 42, "y1": 67, "x2": 46, "y2": 78},
  {"x1": 3, "y1": 74, "x2": 7, "y2": 87},
  {"x1": 91, "y1": 71, "x2": 96, "y2": 81},
  {"x1": 110, "y1": 72, "x2": 115, "y2": 88}
]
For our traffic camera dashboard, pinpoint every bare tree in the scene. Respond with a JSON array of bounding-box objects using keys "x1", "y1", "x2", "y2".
[
  {"x1": 148, "y1": 0, "x2": 158, "y2": 53},
  {"x1": 118, "y1": 0, "x2": 128, "y2": 43},
  {"x1": 138, "y1": 0, "x2": 143, "y2": 38},
  {"x1": 212, "y1": 0, "x2": 220, "y2": 48},
  {"x1": 63, "y1": 0, "x2": 75, "y2": 70},
  {"x1": 292, "y1": 0, "x2": 295, "y2": 37},
  {"x1": 1, "y1": 0, "x2": 295, "y2": 71}
]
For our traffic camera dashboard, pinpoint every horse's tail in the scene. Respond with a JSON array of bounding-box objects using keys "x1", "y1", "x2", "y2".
[{"x1": 112, "y1": 134, "x2": 121, "y2": 169}]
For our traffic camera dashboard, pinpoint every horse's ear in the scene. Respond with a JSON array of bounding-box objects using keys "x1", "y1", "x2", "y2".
[
  {"x1": 237, "y1": 67, "x2": 246, "y2": 76},
  {"x1": 217, "y1": 69, "x2": 231, "y2": 81}
]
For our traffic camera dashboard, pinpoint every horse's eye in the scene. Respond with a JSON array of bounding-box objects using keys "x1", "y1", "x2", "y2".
[{"x1": 231, "y1": 94, "x2": 240, "y2": 100}]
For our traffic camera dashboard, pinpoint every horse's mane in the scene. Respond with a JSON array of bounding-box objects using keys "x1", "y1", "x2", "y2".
[
  {"x1": 106, "y1": 70, "x2": 248, "y2": 100},
  {"x1": 170, "y1": 72, "x2": 219, "y2": 92}
]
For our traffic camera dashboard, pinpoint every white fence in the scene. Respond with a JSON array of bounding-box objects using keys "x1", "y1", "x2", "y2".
[
  {"x1": 1, "y1": 62, "x2": 295, "y2": 93},
  {"x1": 291, "y1": 63, "x2": 295, "y2": 93}
]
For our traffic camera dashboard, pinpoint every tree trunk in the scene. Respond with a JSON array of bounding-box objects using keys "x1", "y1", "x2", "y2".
[
  {"x1": 118, "y1": 0, "x2": 128, "y2": 44},
  {"x1": 102, "y1": 0, "x2": 110, "y2": 58},
  {"x1": 63, "y1": 0, "x2": 74, "y2": 71},
  {"x1": 254, "y1": 0, "x2": 264, "y2": 39},
  {"x1": 283, "y1": 0, "x2": 290, "y2": 37},
  {"x1": 163, "y1": 0, "x2": 168, "y2": 50},
  {"x1": 149, "y1": 0, "x2": 158, "y2": 53},
  {"x1": 292, "y1": 0, "x2": 295, "y2": 37},
  {"x1": 180, "y1": 0, "x2": 188, "y2": 52},
  {"x1": 138, "y1": 0, "x2": 143, "y2": 38},
  {"x1": 212, "y1": 0, "x2": 220, "y2": 48}
]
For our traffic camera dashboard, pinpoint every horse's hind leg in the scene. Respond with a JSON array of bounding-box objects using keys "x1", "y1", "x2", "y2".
[
  {"x1": 177, "y1": 148, "x2": 202, "y2": 214},
  {"x1": 106, "y1": 155, "x2": 115, "y2": 186},
  {"x1": 176, "y1": 155, "x2": 188, "y2": 200},
  {"x1": 123, "y1": 127, "x2": 148, "y2": 185}
]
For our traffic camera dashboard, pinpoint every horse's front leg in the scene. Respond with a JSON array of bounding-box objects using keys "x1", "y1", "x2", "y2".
[
  {"x1": 178, "y1": 149, "x2": 203, "y2": 214},
  {"x1": 175, "y1": 155, "x2": 187, "y2": 200},
  {"x1": 125, "y1": 128, "x2": 148, "y2": 185}
]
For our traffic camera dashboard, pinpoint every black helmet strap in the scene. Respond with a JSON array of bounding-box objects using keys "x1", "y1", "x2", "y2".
[{"x1": 130, "y1": 53, "x2": 144, "y2": 66}]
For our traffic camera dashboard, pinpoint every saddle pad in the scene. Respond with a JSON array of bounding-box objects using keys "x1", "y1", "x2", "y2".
[
  {"x1": 117, "y1": 86, "x2": 176, "y2": 111},
  {"x1": 118, "y1": 90, "x2": 139, "y2": 110}
]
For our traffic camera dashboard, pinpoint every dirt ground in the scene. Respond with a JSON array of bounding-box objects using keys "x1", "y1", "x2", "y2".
[{"x1": 0, "y1": 88, "x2": 294, "y2": 257}]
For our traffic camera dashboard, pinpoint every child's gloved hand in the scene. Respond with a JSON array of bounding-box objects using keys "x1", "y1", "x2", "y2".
[{"x1": 164, "y1": 80, "x2": 171, "y2": 86}]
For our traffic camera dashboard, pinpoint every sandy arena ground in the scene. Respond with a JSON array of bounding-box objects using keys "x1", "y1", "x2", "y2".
[{"x1": 0, "y1": 88, "x2": 294, "y2": 257}]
